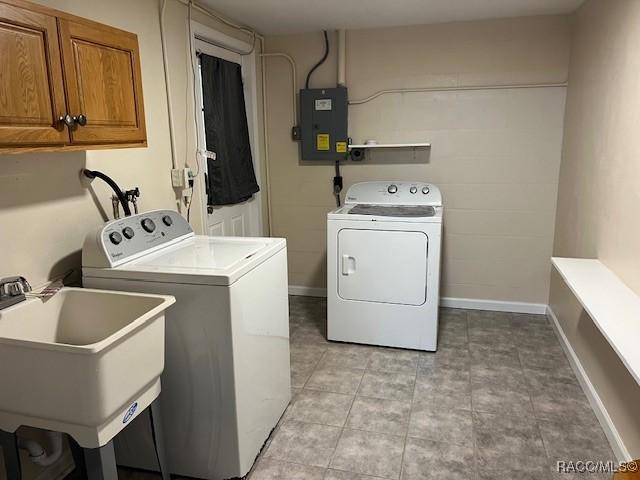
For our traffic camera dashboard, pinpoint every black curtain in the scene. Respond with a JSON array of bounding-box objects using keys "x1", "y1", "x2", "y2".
[{"x1": 200, "y1": 54, "x2": 259, "y2": 205}]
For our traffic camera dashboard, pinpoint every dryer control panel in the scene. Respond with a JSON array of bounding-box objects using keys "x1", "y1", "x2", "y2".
[
  {"x1": 344, "y1": 182, "x2": 442, "y2": 206},
  {"x1": 83, "y1": 210, "x2": 194, "y2": 268}
]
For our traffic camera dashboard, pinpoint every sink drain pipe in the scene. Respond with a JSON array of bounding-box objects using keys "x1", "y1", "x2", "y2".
[{"x1": 18, "y1": 431, "x2": 63, "y2": 467}]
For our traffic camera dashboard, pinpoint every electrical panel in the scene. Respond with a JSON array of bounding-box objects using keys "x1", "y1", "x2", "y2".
[{"x1": 299, "y1": 87, "x2": 348, "y2": 161}]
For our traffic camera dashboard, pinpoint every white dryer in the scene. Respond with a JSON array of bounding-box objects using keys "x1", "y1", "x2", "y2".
[
  {"x1": 82, "y1": 210, "x2": 290, "y2": 479},
  {"x1": 327, "y1": 182, "x2": 442, "y2": 351}
]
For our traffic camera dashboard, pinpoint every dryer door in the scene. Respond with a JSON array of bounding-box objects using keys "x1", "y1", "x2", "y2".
[{"x1": 337, "y1": 228, "x2": 428, "y2": 305}]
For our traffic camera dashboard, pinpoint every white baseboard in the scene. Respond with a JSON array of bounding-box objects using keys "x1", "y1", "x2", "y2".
[
  {"x1": 439, "y1": 296, "x2": 547, "y2": 314},
  {"x1": 288, "y1": 286, "x2": 327, "y2": 297},
  {"x1": 288, "y1": 287, "x2": 546, "y2": 314},
  {"x1": 546, "y1": 305, "x2": 631, "y2": 462}
]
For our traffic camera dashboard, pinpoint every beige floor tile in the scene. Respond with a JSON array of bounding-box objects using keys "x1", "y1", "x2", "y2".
[
  {"x1": 330, "y1": 429, "x2": 404, "y2": 479},
  {"x1": 306, "y1": 366, "x2": 365, "y2": 395},
  {"x1": 345, "y1": 396, "x2": 411, "y2": 435},
  {"x1": 357, "y1": 371, "x2": 415, "y2": 401},
  {"x1": 265, "y1": 420, "x2": 341, "y2": 468},
  {"x1": 286, "y1": 389, "x2": 354, "y2": 427}
]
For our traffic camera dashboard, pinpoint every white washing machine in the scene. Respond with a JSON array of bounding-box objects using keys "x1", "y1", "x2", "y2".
[
  {"x1": 327, "y1": 182, "x2": 442, "y2": 351},
  {"x1": 82, "y1": 210, "x2": 290, "y2": 479}
]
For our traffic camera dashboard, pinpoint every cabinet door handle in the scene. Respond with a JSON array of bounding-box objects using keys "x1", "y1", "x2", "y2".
[
  {"x1": 58, "y1": 114, "x2": 74, "y2": 128},
  {"x1": 74, "y1": 114, "x2": 87, "y2": 126}
]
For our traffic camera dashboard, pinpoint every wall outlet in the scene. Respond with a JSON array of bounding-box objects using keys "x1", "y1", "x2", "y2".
[{"x1": 171, "y1": 168, "x2": 192, "y2": 188}]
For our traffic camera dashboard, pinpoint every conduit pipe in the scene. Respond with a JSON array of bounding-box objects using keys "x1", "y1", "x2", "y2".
[
  {"x1": 349, "y1": 82, "x2": 568, "y2": 105},
  {"x1": 337, "y1": 29, "x2": 346, "y2": 87},
  {"x1": 175, "y1": 0, "x2": 260, "y2": 47},
  {"x1": 259, "y1": 53, "x2": 297, "y2": 124},
  {"x1": 18, "y1": 431, "x2": 63, "y2": 467},
  {"x1": 259, "y1": 40, "x2": 275, "y2": 236},
  {"x1": 159, "y1": 0, "x2": 178, "y2": 171}
]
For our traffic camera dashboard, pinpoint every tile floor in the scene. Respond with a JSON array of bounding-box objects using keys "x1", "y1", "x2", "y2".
[
  {"x1": 250, "y1": 296, "x2": 615, "y2": 480},
  {"x1": 120, "y1": 295, "x2": 616, "y2": 480}
]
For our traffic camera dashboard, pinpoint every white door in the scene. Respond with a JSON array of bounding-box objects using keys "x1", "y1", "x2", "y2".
[
  {"x1": 193, "y1": 35, "x2": 262, "y2": 237},
  {"x1": 338, "y1": 229, "x2": 429, "y2": 305}
]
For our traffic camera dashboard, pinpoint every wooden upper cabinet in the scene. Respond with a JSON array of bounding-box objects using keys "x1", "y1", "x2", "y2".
[
  {"x1": 0, "y1": 0, "x2": 147, "y2": 153},
  {"x1": 58, "y1": 18, "x2": 146, "y2": 145},
  {"x1": 0, "y1": 2, "x2": 68, "y2": 147}
]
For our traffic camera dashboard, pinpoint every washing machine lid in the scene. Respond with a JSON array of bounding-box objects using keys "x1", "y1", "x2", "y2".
[
  {"x1": 82, "y1": 209, "x2": 286, "y2": 285},
  {"x1": 83, "y1": 235, "x2": 286, "y2": 285},
  {"x1": 127, "y1": 236, "x2": 270, "y2": 270},
  {"x1": 84, "y1": 235, "x2": 286, "y2": 286}
]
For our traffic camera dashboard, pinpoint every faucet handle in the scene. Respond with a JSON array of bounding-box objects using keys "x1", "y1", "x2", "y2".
[{"x1": 0, "y1": 276, "x2": 32, "y2": 296}]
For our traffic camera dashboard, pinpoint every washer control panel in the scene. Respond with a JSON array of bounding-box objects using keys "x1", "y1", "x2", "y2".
[
  {"x1": 344, "y1": 181, "x2": 442, "y2": 206},
  {"x1": 96, "y1": 210, "x2": 193, "y2": 266}
]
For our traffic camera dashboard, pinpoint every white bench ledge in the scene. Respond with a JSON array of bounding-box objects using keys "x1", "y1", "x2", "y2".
[{"x1": 552, "y1": 257, "x2": 640, "y2": 385}]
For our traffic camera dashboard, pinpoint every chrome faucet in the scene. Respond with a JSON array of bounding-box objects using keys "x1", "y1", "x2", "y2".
[{"x1": 0, "y1": 276, "x2": 32, "y2": 310}]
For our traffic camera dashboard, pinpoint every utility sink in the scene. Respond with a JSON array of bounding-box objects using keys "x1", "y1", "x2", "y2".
[{"x1": 0, "y1": 287, "x2": 175, "y2": 447}]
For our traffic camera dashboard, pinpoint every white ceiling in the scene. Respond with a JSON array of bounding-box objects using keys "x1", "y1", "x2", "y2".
[{"x1": 200, "y1": 0, "x2": 584, "y2": 35}]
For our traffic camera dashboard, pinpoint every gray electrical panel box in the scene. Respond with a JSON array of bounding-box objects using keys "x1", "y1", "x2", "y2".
[{"x1": 299, "y1": 87, "x2": 348, "y2": 161}]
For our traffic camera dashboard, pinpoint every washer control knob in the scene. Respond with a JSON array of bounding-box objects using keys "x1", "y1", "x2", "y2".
[
  {"x1": 387, "y1": 184, "x2": 398, "y2": 194},
  {"x1": 409, "y1": 186, "x2": 418, "y2": 194},
  {"x1": 422, "y1": 186, "x2": 430, "y2": 194},
  {"x1": 141, "y1": 218, "x2": 156, "y2": 233},
  {"x1": 109, "y1": 232, "x2": 123, "y2": 245},
  {"x1": 162, "y1": 215, "x2": 173, "y2": 227},
  {"x1": 122, "y1": 227, "x2": 135, "y2": 239}
]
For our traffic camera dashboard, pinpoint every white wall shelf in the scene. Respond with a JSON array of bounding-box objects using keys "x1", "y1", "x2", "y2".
[
  {"x1": 348, "y1": 143, "x2": 431, "y2": 150},
  {"x1": 552, "y1": 257, "x2": 640, "y2": 385}
]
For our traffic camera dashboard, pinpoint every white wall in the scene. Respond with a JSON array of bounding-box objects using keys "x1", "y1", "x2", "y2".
[
  {"x1": 265, "y1": 16, "x2": 571, "y2": 304},
  {"x1": 550, "y1": 0, "x2": 640, "y2": 457}
]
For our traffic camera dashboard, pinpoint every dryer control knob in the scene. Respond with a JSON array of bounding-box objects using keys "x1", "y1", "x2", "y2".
[
  {"x1": 162, "y1": 215, "x2": 173, "y2": 227},
  {"x1": 422, "y1": 186, "x2": 430, "y2": 194},
  {"x1": 387, "y1": 184, "x2": 398, "y2": 194},
  {"x1": 141, "y1": 218, "x2": 156, "y2": 233},
  {"x1": 410, "y1": 186, "x2": 417, "y2": 194}
]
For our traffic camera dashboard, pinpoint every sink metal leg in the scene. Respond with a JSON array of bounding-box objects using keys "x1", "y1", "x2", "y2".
[
  {"x1": 65, "y1": 400, "x2": 169, "y2": 480},
  {"x1": 0, "y1": 430, "x2": 21, "y2": 480},
  {"x1": 68, "y1": 437, "x2": 86, "y2": 479},
  {"x1": 69, "y1": 438, "x2": 117, "y2": 480},
  {"x1": 83, "y1": 441, "x2": 118, "y2": 480},
  {"x1": 149, "y1": 399, "x2": 170, "y2": 480}
]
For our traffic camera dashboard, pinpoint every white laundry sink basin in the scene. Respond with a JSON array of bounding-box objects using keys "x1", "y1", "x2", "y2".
[{"x1": 0, "y1": 287, "x2": 175, "y2": 447}]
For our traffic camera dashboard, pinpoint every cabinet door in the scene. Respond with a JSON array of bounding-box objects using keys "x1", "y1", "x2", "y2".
[
  {"x1": 58, "y1": 18, "x2": 146, "y2": 145},
  {"x1": 0, "y1": 3, "x2": 69, "y2": 147}
]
